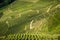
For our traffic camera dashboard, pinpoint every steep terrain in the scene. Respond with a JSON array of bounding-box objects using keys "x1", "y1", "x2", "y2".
[{"x1": 0, "y1": 0, "x2": 60, "y2": 40}]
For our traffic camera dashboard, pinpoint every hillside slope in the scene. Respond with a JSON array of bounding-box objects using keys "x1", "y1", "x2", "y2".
[{"x1": 0, "y1": 0, "x2": 60, "y2": 40}]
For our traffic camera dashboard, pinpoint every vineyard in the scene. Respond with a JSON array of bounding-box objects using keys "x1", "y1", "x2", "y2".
[{"x1": 0, "y1": 0, "x2": 60, "y2": 40}]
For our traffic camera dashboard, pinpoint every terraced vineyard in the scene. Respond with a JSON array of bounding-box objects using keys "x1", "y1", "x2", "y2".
[{"x1": 0, "y1": 0, "x2": 60, "y2": 40}]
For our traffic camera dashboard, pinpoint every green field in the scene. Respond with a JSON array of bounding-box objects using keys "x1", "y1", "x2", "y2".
[{"x1": 0, "y1": 0, "x2": 60, "y2": 40}]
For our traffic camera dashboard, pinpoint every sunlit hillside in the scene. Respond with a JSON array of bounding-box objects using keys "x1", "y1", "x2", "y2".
[{"x1": 0, "y1": 0, "x2": 60, "y2": 40}]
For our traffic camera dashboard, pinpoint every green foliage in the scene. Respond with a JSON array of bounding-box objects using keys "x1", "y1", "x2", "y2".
[{"x1": 0, "y1": 0, "x2": 60, "y2": 40}]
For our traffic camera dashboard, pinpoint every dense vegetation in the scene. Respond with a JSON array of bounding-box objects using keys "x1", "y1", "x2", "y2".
[{"x1": 0, "y1": 0, "x2": 60, "y2": 40}]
